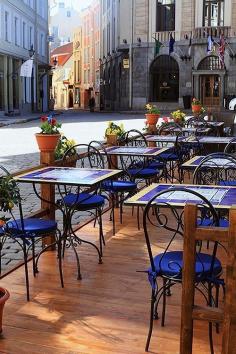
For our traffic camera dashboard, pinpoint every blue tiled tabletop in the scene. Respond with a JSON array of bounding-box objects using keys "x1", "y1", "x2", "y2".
[
  {"x1": 125, "y1": 183, "x2": 236, "y2": 209},
  {"x1": 15, "y1": 166, "x2": 122, "y2": 186},
  {"x1": 104, "y1": 146, "x2": 170, "y2": 156},
  {"x1": 182, "y1": 156, "x2": 236, "y2": 170}
]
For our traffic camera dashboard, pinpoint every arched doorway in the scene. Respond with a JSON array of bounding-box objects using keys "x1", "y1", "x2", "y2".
[
  {"x1": 68, "y1": 90, "x2": 73, "y2": 108},
  {"x1": 150, "y1": 55, "x2": 179, "y2": 102},
  {"x1": 198, "y1": 56, "x2": 224, "y2": 107}
]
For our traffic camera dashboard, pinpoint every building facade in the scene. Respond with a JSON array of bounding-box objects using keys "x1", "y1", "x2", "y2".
[
  {"x1": 50, "y1": 42, "x2": 73, "y2": 109},
  {"x1": 0, "y1": 0, "x2": 49, "y2": 115},
  {"x1": 72, "y1": 27, "x2": 82, "y2": 108},
  {"x1": 80, "y1": 0, "x2": 100, "y2": 109},
  {"x1": 101, "y1": 0, "x2": 236, "y2": 111},
  {"x1": 49, "y1": 1, "x2": 81, "y2": 50}
]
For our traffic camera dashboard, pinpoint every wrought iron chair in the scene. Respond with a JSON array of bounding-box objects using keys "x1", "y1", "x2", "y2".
[
  {"x1": 61, "y1": 144, "x2": 107, "y2": 279},
  {"x1": 118, "y1": 129, "x2": 163, "y2": 184},
  {"x1": 0, "y1": 165, "x2": 63, "y2": 301},
  {"x1": 224, "y1": 137, "x2": 236, "y2": 154},
  {"x1": 142, "y1": 187, "x2": 223, "y2": 352},
  {"x1": 89, "y1": 140, "x2": 137, "y2": 235}
]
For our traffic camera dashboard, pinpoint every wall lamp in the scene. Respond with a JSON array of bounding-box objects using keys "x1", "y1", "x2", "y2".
[
  {"x1": 230, "y1": 53, "x2": 236, "y2": 59},
  {"x1": 123, "y1": 39, "x2": 127, "y2": 44},
  {"x1": 28, "y1": 44, "x2": 35, "y2": 58}
]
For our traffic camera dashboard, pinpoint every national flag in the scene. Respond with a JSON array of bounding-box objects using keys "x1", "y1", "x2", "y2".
[
  {"x1": 155, "y1": 38, "x2": 162, "y2": 56},
  {"x1": 169, "y1": 33, "x2": 175, "y2": 55},
  {"x1": 207, "y1": 35, "x2": 214, "y2": 54},
  {"x1": 219, "y1": 34, "x2": 225, "y2": 68},
  {"x1": 188, "y1": 36, "x2": 192, "y2": 57}
]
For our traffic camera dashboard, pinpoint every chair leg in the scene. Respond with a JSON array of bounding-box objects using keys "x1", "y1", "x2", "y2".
[
  {"x1": 23, "y1": 241, "x2": 30, "y2": 301},
  {"x1": 145, "y1": 288, "x2": 156, "y2": 352},
  {"x1": 98, "y1": 208, "x2": 105, "y2": 256},
  {"x1": 215, "y1": 284, "x2": 220, "y2": 334},
  {"x1": 57, "y1": 236, "x2": 64, "y2": 288},
  {"x1": 137, "y1": 206, "x2": 140, "y2": 230},
  {"x1": 161, "y1": 278, "x2": 167, "y2": 327},
  {"x1": 208, "y1": 283, "x2": 215, "y2": 354},
  {"x1": 32, "y1": 239, "x2": 37, "y2": 276}
]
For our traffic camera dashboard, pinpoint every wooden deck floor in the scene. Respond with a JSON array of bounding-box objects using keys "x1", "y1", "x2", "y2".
[{"x1": 0, "y1": 207, "x2": 223, "y2": 354}]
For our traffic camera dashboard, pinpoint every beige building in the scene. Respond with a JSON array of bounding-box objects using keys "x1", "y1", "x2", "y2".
[
  {"x1": 0, "y1": 0, "x2": 49, "y2": 115},
  {"x1": 72, "y1": 27, "x2": 82, "y2": 108},
  {"x1": 101, "y1": 0, "x2": 236, "y2": 111}
]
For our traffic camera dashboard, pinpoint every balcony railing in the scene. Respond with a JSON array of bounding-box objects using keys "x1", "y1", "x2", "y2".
[{"x1": 154, "y1": 26, "x2": 233, "y2": 44}]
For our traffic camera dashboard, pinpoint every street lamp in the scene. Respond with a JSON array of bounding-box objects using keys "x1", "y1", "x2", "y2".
[{"x1": 28, "y1": 45, "x2": 35, "y2": 112}]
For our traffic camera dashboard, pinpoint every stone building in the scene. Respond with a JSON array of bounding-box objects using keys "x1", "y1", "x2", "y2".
[
  {"x1": 100, "y1": 0, "x2": 236, "y2": 111},
  {"x1": 80, "y1": 0, "x2": 100, "y2": 109},
  {"x1": 0, "y1": 0, "x2": 49, "y2": 115},
  {"x1": 72, "y1": 27, "x2": 82, "y2": 108}
]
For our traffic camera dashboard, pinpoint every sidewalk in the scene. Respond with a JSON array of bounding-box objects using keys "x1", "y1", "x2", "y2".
[{"x1": 0, "y1": 110, "x2": 64, "y2": 127}]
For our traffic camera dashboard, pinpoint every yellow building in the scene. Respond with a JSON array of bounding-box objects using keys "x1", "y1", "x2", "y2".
[{"x1": 72, "y1": 27, "x2": 83, "y2": 108}]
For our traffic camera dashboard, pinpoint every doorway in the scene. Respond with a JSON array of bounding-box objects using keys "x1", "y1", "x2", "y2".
[{"x1": 201, "y1": 75, "x2": 221, "y2": 107}]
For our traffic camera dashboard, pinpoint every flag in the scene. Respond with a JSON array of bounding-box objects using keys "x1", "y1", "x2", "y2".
[
  {"x1": 207, "y1": 35, "x2": 214, "y2": 54},
  {"x1": 20, "y1": 59, "x2": 33, "y2": 77},
  {"x1": 169, "y1": 33, "x2": 175, "y2": 55},
  {"x1": 219, "y1": 34, "x2": 225, "y2": 68},
  {"x1": 155, "y1": 39, "x2": 162, "y2": 56},
  {"x1": 188, "y1": 36, "x2": 192, "y2": 57}
]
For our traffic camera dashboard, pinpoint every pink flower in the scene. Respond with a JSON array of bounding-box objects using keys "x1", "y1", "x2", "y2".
[
  {"x1": 163, "y1": 117, "x2": 169, "y2": 123},
  {"x1": 41, "y1": 116, "x2": 47, "y2": 122},
  {"x1": 51, "y1": 118, "x2": 57, "y2": 125}
]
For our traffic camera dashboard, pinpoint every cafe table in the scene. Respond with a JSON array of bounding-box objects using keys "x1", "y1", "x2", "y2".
[
  {"x1": 104, "y1": 146, "x2": 170, "y2": 157},
  {"x1": 15, "y1": 166, "x2": 122, "y2": 277},
  {"x1": 181, "y1": 155, "x2": 236, "y2": 171},
  {"x1": 183, "y1": 136, "x2": 234, "y2": 144},
  {"x1": 125, "y1": 183, "x2": 236, "y2": 210}
]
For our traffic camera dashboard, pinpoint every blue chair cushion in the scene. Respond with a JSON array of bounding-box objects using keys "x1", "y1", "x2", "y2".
[
  {"x1": 218, "y1": 180, "x2": 236, "y2": 186},
  {"x1": 159, "y1": 152, "x2": 178, "y2": 161},
  {"x1": 63, "y1": 192, "x2": 104, "y2": 210},
  {"x1": 7, "y1": 218, "x2": 57, "y2": 236},
  {"x1": 148, "y1": 251, "x2": 222, "y2": 284},
  {"x1": 198, "y1": 217, "x2": 229, "y2": 228},
  {"x1": 102, "y1": 180, "x2": 137, "y2": 192},
  {"x1": 148, "y1": 160, "x2": 165, "y2": 169},
  {"x1": 128, "y1": 168, "x2": 159, "y2": 179}
]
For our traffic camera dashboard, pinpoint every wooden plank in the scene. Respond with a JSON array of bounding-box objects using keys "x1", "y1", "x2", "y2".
[
  {"x1": 222, "y1": 208, "x2": 236, "y2": 354},
  {"x1": 195, "y1": 227, "x2": 228, "y2": 242},
  {"x1": 180, "y1": 204, "x2": 197, "y2": 354},
  {"x1": 192, "y1": 306, "x2": 223, "y2": 323},
  {"x1": 0, "y1": 208, "x2": 223, "y2": 354}
]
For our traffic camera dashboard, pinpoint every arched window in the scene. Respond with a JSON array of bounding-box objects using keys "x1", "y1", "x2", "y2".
[
  {"x1": 198, "y1": 56, "x2": 224, "y2": 70},
  {"x1": 150, "y1": 55, "x2": 179, "y2": 102}
]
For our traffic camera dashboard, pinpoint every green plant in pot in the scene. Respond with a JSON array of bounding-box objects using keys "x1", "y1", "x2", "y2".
[
  {"x1": 105, "y1": 122, "x2": 125, "y2": 145},
  {"x1": 0, "y1": 173, "x2": 21, "y2": 332},
  {"x1": 35, "y1": 115, "x2": 62, "y2": 152}
]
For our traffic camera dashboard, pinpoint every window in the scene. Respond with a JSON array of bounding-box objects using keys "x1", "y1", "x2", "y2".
[
  {"x1": 203, "y1": 0, "x2": 224, "y2": 26},
  {"x1": 23, "y1": 22, "x2": 26, "y2": 48},
  {"x1": 29, "y1": 26, "x2": 33, "y2": 48},
  {"x1": 67, "y1": 11, "x2": 71, "y2": 17},
  {"x1": 5, "y1": 11, "x2": 9, "y2": 41},
  {"x1": 156, "y1": 0, "x2": 175, "y2": 31},
  {"x1": 14, "y1": 17, "x2": 19, "y2": 45},
  {"x1": 198, "y1": 55, "x2": 223, "y2": 70}
]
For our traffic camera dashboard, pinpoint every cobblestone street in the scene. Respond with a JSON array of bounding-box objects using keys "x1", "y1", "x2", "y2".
[{"x1": 0, "y1": 111, "x2": 144, "y2": 274}]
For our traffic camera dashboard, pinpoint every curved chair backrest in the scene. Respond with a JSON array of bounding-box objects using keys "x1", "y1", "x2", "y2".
[
  {"x1": 224, "y1": 137, "x2": 236, "y2": 154},
  {"x1": 185, "y1": 116, "x2": 206, "y2": 128},
  {"x1": 119, "y1": 129, "x2": 148, "y2": 147},
  {"x1": 158, "y1": 122, "x2": 183, "y2": 136},
  {"x1": 193, "y1": 152, "x2": 236, "y2": 185},
  {"x1": 143, "y1": 187, "x2": 219, "y2": 282},
  {"x1": 62, "y1": 143, "x2": 105, "y2": 169}
]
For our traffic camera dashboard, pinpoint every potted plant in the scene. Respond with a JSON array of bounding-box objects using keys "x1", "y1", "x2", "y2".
[
  {"x1": 0, "y1": 174, "x2": 21, "y2": 332},
  {"x1": 145, "y1": 103, "x2": 160, "y2": 125},
  {"x1": 191, "y1": 98, "x2": 202, "y2": 114},
  {"x1": 55, "y1": 136, "x2": 77, "y2": 166},
  {"x1": 105, "y1": 122, "x2": 125, "y2": 145},
  {"x1": 171, "y1": 109, "x2": 186, "y2": 126},
  {"x1": 35, "y1": 115, "x2": 62, "y2": 152}
]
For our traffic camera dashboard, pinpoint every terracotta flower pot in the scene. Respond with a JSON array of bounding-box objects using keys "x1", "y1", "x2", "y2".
[
  {"x1": 35, "y1": 133, "x2": 61, "y2": 152},
  {"x1": 106, "y1": 133, "x2": 118, "y2": 146},
  {"x1": 145, "y1": 114, "x2": 160, "y2": 125},
  {"x1": 191, "y1": 105, "x2": 202, "y2": 114},
  {"x1": 0, "y1": 287, "x2": 9, "y2": 333}
]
